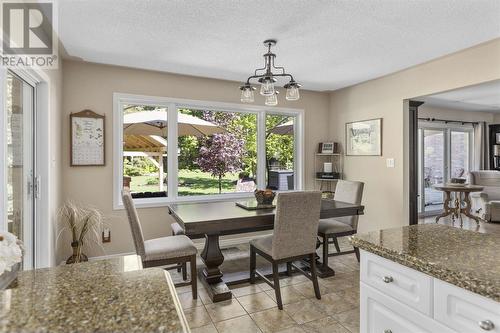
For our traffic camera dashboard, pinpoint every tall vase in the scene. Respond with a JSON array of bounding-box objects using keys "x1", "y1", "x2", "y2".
[{"x1": 66, "y1": 241, "x2": 88, "y2": 264}]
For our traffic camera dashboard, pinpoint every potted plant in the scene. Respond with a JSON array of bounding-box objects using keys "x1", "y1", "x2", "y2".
[
  {"x1": 58, "y1": 202, "x2": 103, "y2": 264},
  {"x1": 0, "y1": 231, "x2": 23, "y2": 289}
]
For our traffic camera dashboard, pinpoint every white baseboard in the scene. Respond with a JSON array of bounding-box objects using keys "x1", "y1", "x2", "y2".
[{"x1": 87, "y1": 233, "x2": 271, "y2": 261}]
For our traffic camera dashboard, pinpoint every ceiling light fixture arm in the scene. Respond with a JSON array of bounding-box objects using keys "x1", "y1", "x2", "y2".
[
  {"x1": 245, "y1": 73, "x2": 295, "y2": 85},
  {"x1": 240, "y1": 39, "x2": 301, "y2": 105}
]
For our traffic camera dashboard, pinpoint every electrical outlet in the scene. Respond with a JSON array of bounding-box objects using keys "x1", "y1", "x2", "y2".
[
  {"x1": 386, "y1": 158, "x2": 395, "y2": 168},
  {"x1": 102, "y1": 228, "x2": 111, "y2": 243}
]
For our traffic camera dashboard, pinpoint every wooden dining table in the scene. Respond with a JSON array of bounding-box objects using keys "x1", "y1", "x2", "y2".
[{"x1": 168, "y1": 198, "x2": 364, "y2": 302}]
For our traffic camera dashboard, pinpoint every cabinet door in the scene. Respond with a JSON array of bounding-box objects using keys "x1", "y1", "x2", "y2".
[
  {"x1": 361, "y1": 282, "x2": 455, "y2": 333},
  {"x1": 434, "y1": 279, "x2": 500, "y2": 333},
  {"x1": 361, "y1": 250, "x2": 433, "y2": 315}
]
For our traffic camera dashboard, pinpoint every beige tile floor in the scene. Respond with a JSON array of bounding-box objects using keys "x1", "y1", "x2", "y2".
[
  {"x1": 175, "y1": 237, "x2": 360, "y2": 333},
  {"x1": 176, "y1": 216, "x2": 500, "y2": 333}
]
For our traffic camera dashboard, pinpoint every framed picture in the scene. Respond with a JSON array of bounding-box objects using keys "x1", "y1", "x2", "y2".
[
  {"x1": 319, "y1": 142, "x2": 335, "y2": 154},
  {"x1": 70, "y1": 110, "x2": 105, "y2": 166},
  {"x1": 345, "y1": 118, "x2": 382, "y2": 156}
]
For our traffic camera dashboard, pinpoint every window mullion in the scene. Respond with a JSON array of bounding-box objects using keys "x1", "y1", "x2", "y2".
[
  {"x1": 257, "y1": 111, "x2": 266, "y2": 190},
  {"x1": 167, "y1": 103, "x2": 178, "y2": 199},
  {"x1": 295, "y1": 113, "x2": 304, "y2": 190}
]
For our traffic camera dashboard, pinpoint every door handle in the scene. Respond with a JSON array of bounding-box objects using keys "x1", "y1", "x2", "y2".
[
  {"x1": 27, "y1": 179, "x2": 33, "y2": 196},
  {"x1": 34, "y1": 176, "x2": 40, "y2": 199}
]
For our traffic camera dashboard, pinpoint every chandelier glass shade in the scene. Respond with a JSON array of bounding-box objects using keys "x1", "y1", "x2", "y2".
[
  {"x1": 240, "y1": 84, "x2": 255, "y2": 103},
  {"x1": 258, "y1": 76, "x2": 277, "y2": 96},
  {"x1": 240, "y1": 39, "x2": 301, "y2": 106},
  {"x1": 265, "y1": 91, "x2": 279, "y2": 106},
  {"x1": 284, "y1": 80, "x2": 300, "y2": 101}
]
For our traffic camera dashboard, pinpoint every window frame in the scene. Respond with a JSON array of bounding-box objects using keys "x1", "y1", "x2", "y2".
[{"x1": 113, "y1": 93, "x2": 304, "y2": 209}]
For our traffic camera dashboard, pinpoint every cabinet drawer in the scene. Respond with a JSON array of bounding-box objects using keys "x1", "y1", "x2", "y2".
[
  {"x1": 360, "y1": 250, "x2": 433, "y2": 315},
  {"x1": 434, "y1": 279, "x2": 500, "y2": 333},
  {"x1": 361, "y1": 282, "x2": 455, "y2": 333}
]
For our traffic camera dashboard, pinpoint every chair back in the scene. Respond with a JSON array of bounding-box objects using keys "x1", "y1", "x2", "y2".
[
  {"x1": 122, "y1": 190, "x2": 146, "y2": 258},
  {"x1": 468, "y1": 170, "x2": 500, "y2": 200},
  {"x1": 469, "y1": 170, "x2": 500, "y2": 186},
  {"x1": 271, "y1": 191, "x2": 322, "y2": 260},
  {"x1": 334, "y1": 180, "x2": 364, "y2": 230}
]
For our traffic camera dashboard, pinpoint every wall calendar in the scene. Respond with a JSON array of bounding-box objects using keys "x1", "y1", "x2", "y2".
[{"x1": 70, "y1": 110, "x2": 105, "y2": 166}]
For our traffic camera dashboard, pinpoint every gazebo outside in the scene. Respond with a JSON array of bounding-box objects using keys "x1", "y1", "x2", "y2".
[{"x1": 123, "y1": 110, "x2": 225, "y2": 196}]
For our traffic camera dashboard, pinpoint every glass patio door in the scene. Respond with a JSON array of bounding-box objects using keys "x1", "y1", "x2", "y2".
[
  {"x1": 418, "y1": 125, "x2": 473, "y2": 215},
  {"x1": 450, "y1": 130, "x2": 471, "y2": 178},
  {"x1": 419, "y1": 129, "x2": 446, "y2": 213},
  {"x1": 5, "y1": 71, "x2": 35, "y2": 269}
]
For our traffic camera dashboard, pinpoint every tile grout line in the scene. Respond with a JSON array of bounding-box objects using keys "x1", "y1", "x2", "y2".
[{"x1": 234, "y1": 292, "x2": 266, "y2": 333}]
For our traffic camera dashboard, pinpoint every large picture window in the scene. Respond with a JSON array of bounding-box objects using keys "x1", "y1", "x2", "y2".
[
  {"x1": 113, "y1": 94, "x2": 303, "y2": 208},
  {"x1": 177, "y1": 108, "x2": 257, "y2": 196}
]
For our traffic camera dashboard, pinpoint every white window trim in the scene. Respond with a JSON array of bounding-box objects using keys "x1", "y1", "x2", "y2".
[{"x1": 113, "y1": 93, "x2": 305, "y2": 210}]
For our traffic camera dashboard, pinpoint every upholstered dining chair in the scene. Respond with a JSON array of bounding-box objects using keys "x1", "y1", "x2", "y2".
[
  {"x1": 171, "y1": 222, "x2": 185, "y2": 236},
  {"x1": 249, "y1": 191, "x2": 322, "y2": 310},
  {"x1": 122, "y1": 190, "x2": 198, "y2": 298},
  {"x1": 170, "y1": 222, "x2": 186, "y2": 274},
  {"x1": 318, "y1": 180, "x2": 364, "y2": 269}
]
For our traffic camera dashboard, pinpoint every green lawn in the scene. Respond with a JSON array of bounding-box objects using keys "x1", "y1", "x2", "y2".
[{"x1": 129, "y1": 169, "x2": 240, "y2": 196}]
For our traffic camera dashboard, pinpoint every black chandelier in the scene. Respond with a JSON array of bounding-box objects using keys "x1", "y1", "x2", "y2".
[{"x1": 240, "y1": 39, "x2": 301, "y2": 106}]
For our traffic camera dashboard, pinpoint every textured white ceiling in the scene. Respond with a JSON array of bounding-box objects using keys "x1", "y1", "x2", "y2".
[
  {"x1": 422, "y1": 80, "x2": 500, "y2": 112},
  {"x1": 59, "y1": 0, "x2": 500, "y2": 91}
]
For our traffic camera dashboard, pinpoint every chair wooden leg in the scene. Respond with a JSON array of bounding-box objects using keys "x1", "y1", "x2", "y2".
[
  {"x1": 249, "y1": 246, "x2": 256, "y2": 284},
  {"x1": 182, "y1": 262, "x2": 187, "y2": 281},
  {"x1": 332, "y1": 236, "x2": 341, "y2": 253},
  {"x1": 286, "y1": 262, "x2": 292, "y2": 276},
  {"x1": 309, "y1": 253, "x2": 321, "y2": 300},
  {"x1": 354, "y1": 247, "x2": 360, "y2": 262},
  {"x1": 272, "y1": 262, "x2": 283, "y2": 310},
  {"x1": 174, "y1": 231, "x2": 181, "y2": 273},
  {"x1": 190, "y1": 255, "x2": 197, "y2": 299},
  {"x1": 322, "y1": 234, "x2": 329, "y2": 270}
]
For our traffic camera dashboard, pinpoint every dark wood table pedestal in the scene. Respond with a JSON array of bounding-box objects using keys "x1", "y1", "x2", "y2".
[
  {"x1": 316, "y1": 251, "x2": 336, "y2": 278},
  {"x1": 199, "y1": 234, "x2": 232, "y2": 302}
]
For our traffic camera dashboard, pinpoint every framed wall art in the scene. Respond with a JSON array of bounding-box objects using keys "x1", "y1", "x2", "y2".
[
  {"x1": 345, "y1": 118, "x2": 382, "y2": 156},
  {"x1": 70, "y1": 110, "x2": 105, "y2": 166}
]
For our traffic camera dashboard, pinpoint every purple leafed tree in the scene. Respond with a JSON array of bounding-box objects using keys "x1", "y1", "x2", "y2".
[{"x1": 197, "y1": 132, "x2": 245, "y2": 193}]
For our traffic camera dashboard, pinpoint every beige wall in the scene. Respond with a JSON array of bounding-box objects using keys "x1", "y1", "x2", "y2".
[
  {"x1": 60, "y1": 60, "x2": 331, "y2": 260},
  {"x1": 328, "y1": 38, "x2": 500, "y2": 234}
]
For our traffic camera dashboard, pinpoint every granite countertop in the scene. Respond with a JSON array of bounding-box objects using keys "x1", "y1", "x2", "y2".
[
  {"x1": 0, "y1": 255, "x2": 189, "y2": 333},
  {"x1": 350, "y1": 224, "x2": 500, "y2": 302}
]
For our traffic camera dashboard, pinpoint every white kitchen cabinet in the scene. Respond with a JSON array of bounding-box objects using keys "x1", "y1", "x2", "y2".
[
  {"x1": 434, "y1": 279, "x2": 500, "y2": 333},
  {"x1": 360, "y1": 250, "x2": 500, "y2": 333},
  {"x1": 361, "y1": 250, "x2": 433, "y2": 316},
  {"x1": 361, "y1": 282, "x2": 455, "y2": 333}
]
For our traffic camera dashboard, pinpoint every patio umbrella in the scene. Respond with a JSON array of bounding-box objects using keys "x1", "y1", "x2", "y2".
[
  {"x1": 268, "y1": 120, "x2": 294, "y2": 135},
  {"x1": 123, "y1": 110, "x2": 224, "y2": 137}
]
